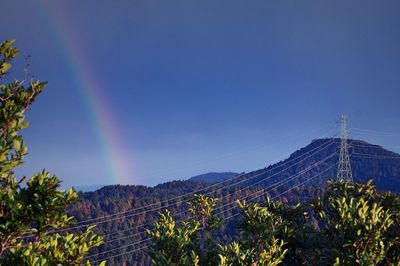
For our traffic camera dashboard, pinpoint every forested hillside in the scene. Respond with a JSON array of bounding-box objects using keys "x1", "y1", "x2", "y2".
[{"x1": 69, "y1": 138, "x2": 400, "y2": 265}]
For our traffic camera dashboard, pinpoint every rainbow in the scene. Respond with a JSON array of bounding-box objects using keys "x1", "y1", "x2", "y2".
[{"x1": 37, "y1": 1, "x2": 134, "y2": 184}]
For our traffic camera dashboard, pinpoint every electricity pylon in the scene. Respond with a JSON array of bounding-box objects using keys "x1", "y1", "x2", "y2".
[{"x1": 336, "y1": 114, "x2": 353, "y2": 182}]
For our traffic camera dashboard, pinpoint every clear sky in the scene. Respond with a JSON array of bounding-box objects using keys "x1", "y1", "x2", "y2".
[{"x1": 1, "y1": 0, "x2": 400, "y2": 188}]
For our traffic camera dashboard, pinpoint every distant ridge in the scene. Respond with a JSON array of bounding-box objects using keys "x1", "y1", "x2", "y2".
[
  {"x1": 189, "y1": 172, "x2": 238, "y2": 183},
  {"x1": 73, "y1": 184, "x2": 105, "y2": 192}
]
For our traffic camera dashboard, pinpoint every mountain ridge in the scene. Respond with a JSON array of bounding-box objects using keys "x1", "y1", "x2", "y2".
[{"x1": 188, "y1": 171, "x2": 239, "y2": 183}]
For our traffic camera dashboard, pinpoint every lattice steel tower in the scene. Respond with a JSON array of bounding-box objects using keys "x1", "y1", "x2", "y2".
[{"x1": 336, "y1": 114, "x2": 353, "y2": 182}]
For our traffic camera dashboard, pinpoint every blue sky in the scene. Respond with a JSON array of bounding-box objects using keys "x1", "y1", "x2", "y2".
[{"x1": 1, "y1": 0, "x2": 400, "y2": 187}]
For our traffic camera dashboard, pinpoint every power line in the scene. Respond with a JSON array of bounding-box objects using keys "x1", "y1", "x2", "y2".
[
  {"x1": 82, "y1": 123, "x2": 400, "y2": 263},
  {"x1": 248, "y1": 162, "x2": 337, "y2": 204},
  {"x1": 143, "y1": 124, "x2": 336, "y2": 179},
  {"x1": 91, "y1": 243, "x2": 151, "y2": 264},
  {"x1": 88, "y1": 153, "x2": 336, "y2": 261},
  {"x1": 351, "y1": 153, "x2": 400, "y2": 159},
  {"x1": 90, "y1": 161, "x2": 337, "y2": 264},
  {"x1": 101, "y1": 151, "x2": 335, "y2": 246},
  {"x1": 212, "y1": 155, "x2": 336, "y2": 218},
  {"x1": 87, "y1": 237, "x2": 152, "y2": 261},
  {"x1": 351, "y1": 127, "x2": 400, "y2": 137},
  {"x1": 71, "y1": 127, "x2": 336, "y2": 228},
  {"x1": 221, "y1": 162, "x2": 338, "y2": 221},
  {"x1": 53, "y1": 139, "x2": 335, "y2": 235},
  {"x1": 350, "y1": 143, "x2": 383, "y2": 148},
  {"x1": 92, "y1": 140, "x2": 335, "y2": 242}
]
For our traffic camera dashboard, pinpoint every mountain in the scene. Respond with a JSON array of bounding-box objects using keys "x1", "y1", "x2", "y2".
[
  {"x1": 69, "y1": 138, "x2": 400, "y2": 265},
  {"x1": 235, "y1": 138, "x2": 400, "y2": 193},
  {"x1": 73, "y1": 184, "x2": 106, "y2": 192},
  {"x1": 188, "y1": 172, "x2": 238, "y2": 183}
]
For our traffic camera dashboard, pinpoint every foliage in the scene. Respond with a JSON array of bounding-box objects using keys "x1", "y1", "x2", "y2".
[
  {"x1": 188, "y1": 194, "x2": 222, "y2": 265},
  {"x1": 218, "y1": 238, "x2": 286, "y2": 266},
  {"x1": 147, "y1": 194, "x2": 222, "y2": 266},
  {"x1": 218, "y1": 198, "x2": 289, "y2": 266},
  {"x1": 188, "y1": 194, "x2": 220, "y2": 229},
  {"x1": 148, "y1": 195, "x2": 289, "y2": 266},
  {"x1": 312, "y1": 180, "x2": 400, "y2": 265},
  {"x1": 146, "y1": 210, "x2": 200, "y2": 266},
  {"x1": 148, "y1": 180, "x2": 400, "y2": 266},
  {"x1": 0, "y1": 40, "x2": 103, "y2": 265}
]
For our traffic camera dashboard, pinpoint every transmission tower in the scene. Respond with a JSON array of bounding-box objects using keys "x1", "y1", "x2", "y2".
[{"x1": 336, "y1": 114, "x2": 353, "y2": 182}]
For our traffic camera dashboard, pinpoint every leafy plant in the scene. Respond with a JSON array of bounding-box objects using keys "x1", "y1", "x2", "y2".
[
  {"x1": 312, "y1": 180, "x2": 400, "y2": 265},
  {"x1": 149, "y1": 180, "x2": 400, "y2": 266},
  {"x1": 218, "y1": 198, "x2": 289, "y2": 266},
  {"x1": 147, "y1": 210, "x2": 200, "y2": 266},
  {"x1": 147, "y1": 194, "x2": 222, "y2": 266},
  {"x1": 0, "y1": 40, "x2": 104, "y2": 265}
]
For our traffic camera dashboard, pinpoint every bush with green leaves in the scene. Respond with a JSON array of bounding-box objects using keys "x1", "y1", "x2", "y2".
[
  {"x1": 148, "y1": 195, "x2": 289, "y2": 266},
  {"x1": 147, "y1": 210, "x2": 200, "y2": 266},
  {"x1": 149, "y1": 180, "x2": 400, "y2": 266},
  {"x1": 147, "y1": 194, "x2": 222, "y2": 266},
  {"x1": 312, "y1": 180, "x2": 400, "y2": 265},
  {"x1": 218, "y1": 198, "x2": 297, "y2": 266},
  {"x1": 188, "y1": 194, "x2": 222, "y2": 265},
  {"x1": 0, "y1": 40, "x2": 104, "y2": 265}
]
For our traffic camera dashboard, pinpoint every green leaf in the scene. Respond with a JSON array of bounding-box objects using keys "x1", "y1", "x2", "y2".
[
  {"x1": 13, "y1": 139, "x2": 21, "y2": 151},
  {"x1": 98, "y1": 261, "x2": 107, "y2": 266}
]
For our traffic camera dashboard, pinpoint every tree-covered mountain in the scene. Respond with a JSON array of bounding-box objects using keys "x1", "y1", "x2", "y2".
[
  {"x1": 188, "y1": 172, "x2": 238, "y2": 183},
  {"x1": 68, "y1": 138, "x2": 400, "y2": 265}
]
